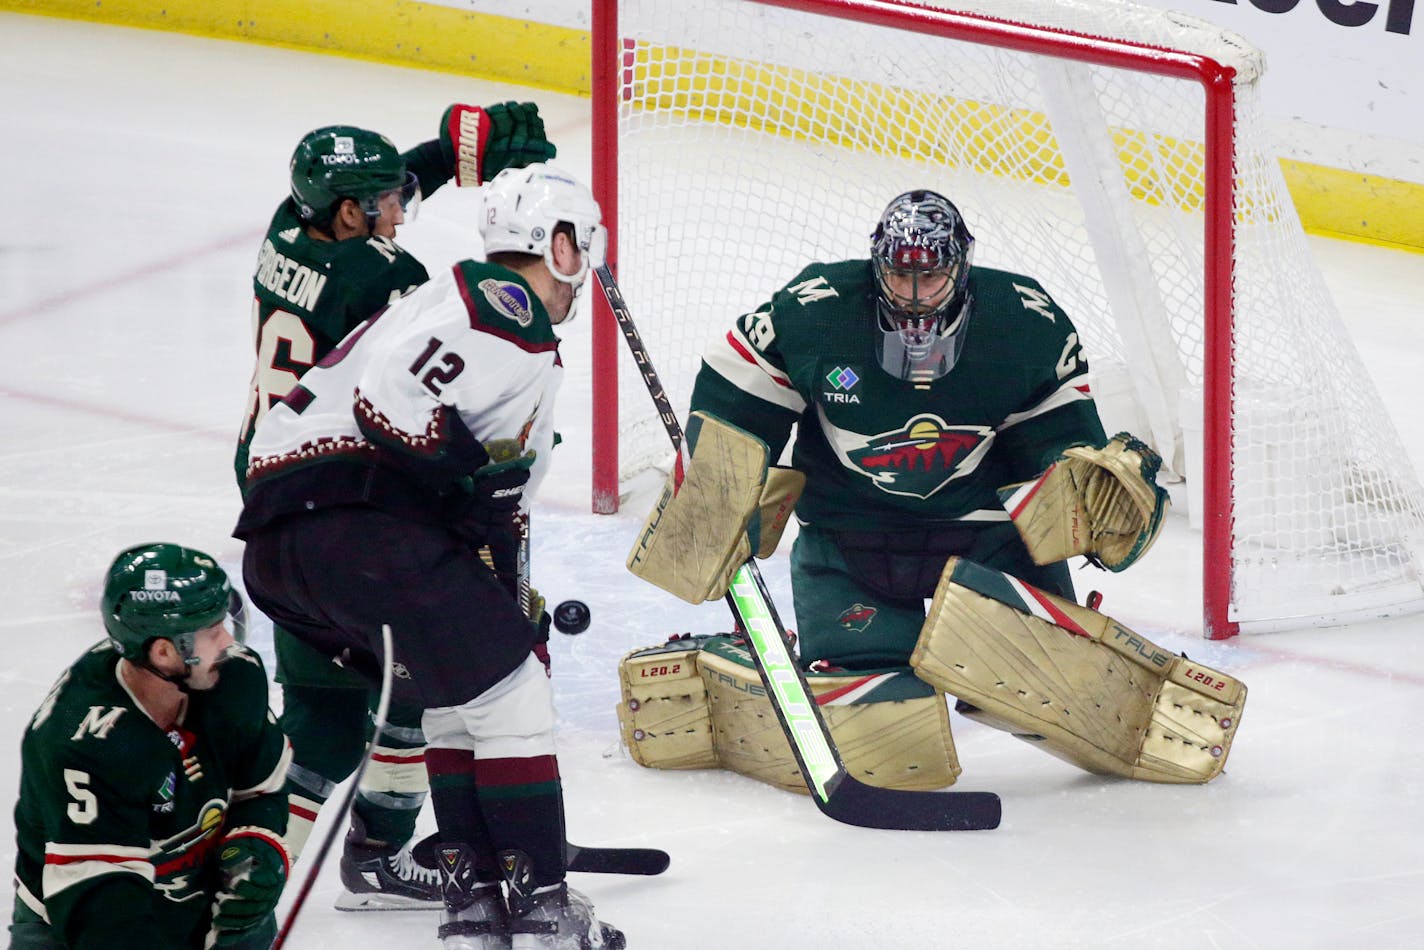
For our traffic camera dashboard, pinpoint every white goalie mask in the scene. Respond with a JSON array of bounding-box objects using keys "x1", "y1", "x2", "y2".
[
  {"x1": 480, "y1": 163, "x2": 607, "y2": 300},
  {"x1": 870, "y1": 190, "x2": 975, "y2": 383}
]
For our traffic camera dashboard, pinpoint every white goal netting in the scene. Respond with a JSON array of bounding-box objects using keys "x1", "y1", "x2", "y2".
[{"x1": 596, "y1": 0, "x2": 1424, "y2": 634}]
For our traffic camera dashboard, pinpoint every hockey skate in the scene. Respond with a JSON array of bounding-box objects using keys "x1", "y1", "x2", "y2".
[
  {"x1": 436, "y1": 842, "x2": 510, "y2": 949},
  {"x1": 500, "y1": 849, "x2": 626, "y2": 950},
  {"x1": 335, "y1": 816, "x2": 442, "y2": 911}
]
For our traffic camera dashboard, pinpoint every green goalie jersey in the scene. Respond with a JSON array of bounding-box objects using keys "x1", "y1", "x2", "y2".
[
  {"x1": 690, "y1": 259, "x2": 1107, "y2": 532},
  {"x1": 234, "y1": 142, "x2": 455, "y2": 486},
  {"x1": 12, "y1": 642, "x2": 289, "y2": 949}
]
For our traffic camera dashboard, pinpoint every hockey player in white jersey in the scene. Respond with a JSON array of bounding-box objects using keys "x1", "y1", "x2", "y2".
[{"x1": 234, "y1": 164, "x2": 623, "y2": 949}]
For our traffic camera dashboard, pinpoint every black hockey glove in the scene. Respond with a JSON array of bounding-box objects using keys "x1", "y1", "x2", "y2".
[{"x1": 451, "y1": 445, "x2": 535, "y2": 548}]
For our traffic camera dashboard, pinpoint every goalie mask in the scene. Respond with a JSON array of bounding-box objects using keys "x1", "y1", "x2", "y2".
[
  {"x1": 870, "y1": 190, "x2": 975, "y2": 382},
  {"x1": 102, "y1": 543, "x2": 245, "y2": 667},
  {"x1": 290, "y1": 125, "x2": 421, "y2": 233},
  {"x1": 480, "y1": 163, "x2": 606, "y2": 305}
]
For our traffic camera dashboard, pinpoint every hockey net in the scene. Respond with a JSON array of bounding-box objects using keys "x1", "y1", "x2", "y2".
[{"x1": 589, "y1": 0, "x2": 1424, "y2": 637}]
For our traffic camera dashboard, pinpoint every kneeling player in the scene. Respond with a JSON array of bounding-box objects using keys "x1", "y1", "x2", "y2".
[
  {"x1": 11, "y1": 544, "x2": 291, "y2": 949},
  {"x1": 618, "y1": 188, "x2": 1245, "y2": 792}
]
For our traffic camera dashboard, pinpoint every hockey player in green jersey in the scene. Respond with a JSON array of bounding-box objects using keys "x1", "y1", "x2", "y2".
[
  {"x1": 621, "y1": 191, "x2": 1244, "y2": 795},
  {"x1": 689, "y1": 189, "x2": 1108, "y2": 669},
  {"x1": 234, "y1": 103, "x2": 556, "y2": 910},
  {"x1": 10, "y1": 543, "x2": 290, "y2": 950}
]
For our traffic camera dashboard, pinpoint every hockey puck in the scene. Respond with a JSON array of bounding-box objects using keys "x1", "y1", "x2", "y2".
[{"x1": 553, "y1": 600, "x2": 591, "y2": 635}]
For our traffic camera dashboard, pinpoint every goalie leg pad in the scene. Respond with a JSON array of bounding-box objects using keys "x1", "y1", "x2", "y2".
[
  {"x1": 616, "y1": 636, "x2": 959, "y2": 792},
  {"x1": 911, "y1": 558, "x2": 1245, "y2": 784},
  {"x1": 616, "y1": 638, "x2": 719, "y2": 770}
]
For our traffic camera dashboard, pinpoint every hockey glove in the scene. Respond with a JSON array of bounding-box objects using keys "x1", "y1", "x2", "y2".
[
  {"x1": 998, "y1": 432, "x2": 1169, "y2": 572},
  {"x1": 440, "y1": 101, "x2": 556, "y2": 187},
  {"x1": 452, "y1": 441, "x2": 535, "y2": 547},
  {"x1": 208, "y1": 831, "x2": 288, "y2": 944}
]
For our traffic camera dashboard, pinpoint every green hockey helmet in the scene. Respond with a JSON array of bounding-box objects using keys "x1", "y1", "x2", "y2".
[
  {"x1": 101, "y1": 543, "x2": 242, "y2": 665},
  {"x1": 289, "y1": 125, "x2": 421, "y2": 230}
]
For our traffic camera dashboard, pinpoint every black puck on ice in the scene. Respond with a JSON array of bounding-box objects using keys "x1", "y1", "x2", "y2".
[{"x1": 553, "y1": 600, "x2": 591, "y2": 635}]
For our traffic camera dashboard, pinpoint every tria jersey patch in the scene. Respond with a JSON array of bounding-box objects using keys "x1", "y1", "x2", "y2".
[
  {"x1": 821, "y1": 365, "x2": 862, "y2": 404},
  {"x1": 826, "y1": 412, "x2": 995, "y2": 499}
]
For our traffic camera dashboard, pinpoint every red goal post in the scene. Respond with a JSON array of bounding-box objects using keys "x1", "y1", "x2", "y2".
[{"x1": 589, "y1": 0, "x2": 1424, "y2": 638}]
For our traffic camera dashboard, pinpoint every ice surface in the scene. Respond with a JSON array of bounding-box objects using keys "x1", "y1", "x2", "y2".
[{"x1": 2, "y1": 13, "x2": 1422, "y2": 949}]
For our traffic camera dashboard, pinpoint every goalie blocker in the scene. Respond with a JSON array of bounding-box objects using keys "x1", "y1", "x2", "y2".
[
  {"x1": 913, "y1": 558, "x2": 1246, "y2": 784},
  {"x1": 627, "y1": 411, "x2": 804, "y2": 604}
]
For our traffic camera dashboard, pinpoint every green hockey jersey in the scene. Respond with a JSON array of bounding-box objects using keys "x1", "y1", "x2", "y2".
[
  {"x1": 234, "y1": 142, "x2": 455, "y2": 486},
  {"x1": 12, "y1": 642, "x2": 289, "y2": 949},
  {"x1": 691, "y1": 259, "x2": 1107, "y2": 533}
]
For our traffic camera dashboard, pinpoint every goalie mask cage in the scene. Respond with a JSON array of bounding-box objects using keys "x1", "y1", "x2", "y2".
[{"x1": 589, "y1": 0, "x2": 1424, "y2": 638}]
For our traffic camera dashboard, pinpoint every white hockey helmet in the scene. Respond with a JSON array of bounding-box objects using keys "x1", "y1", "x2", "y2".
[{"x1": 480, "y1": 163, "x2": 606, "y2": 289}]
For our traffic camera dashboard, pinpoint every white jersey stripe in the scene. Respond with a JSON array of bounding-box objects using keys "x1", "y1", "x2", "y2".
[
  {"x1": 701, "y1": 328, "x2": 807, "y2": 414},
  {"x1": 43, "y1": 846, "x2": 153, "y2": 898},
  {"x1": 998, "y1": 377, "x2": 1094, "y2": 431},
  {"x1": 233, "y1": 737, "x2": 292, "y2": 802}
]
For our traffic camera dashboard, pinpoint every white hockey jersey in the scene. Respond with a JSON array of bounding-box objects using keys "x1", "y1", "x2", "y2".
[{"x1": 241, "y1": 259, "x2": 562, "y2": 522}]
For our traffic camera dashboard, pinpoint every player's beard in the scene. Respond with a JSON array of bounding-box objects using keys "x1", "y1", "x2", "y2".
[{"x1": 184, "y1": 648, "x2": 233, "y2": 692}]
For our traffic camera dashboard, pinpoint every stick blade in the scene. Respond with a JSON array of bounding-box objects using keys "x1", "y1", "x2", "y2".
[
  {"x1": 566, "y1": 843, "x2": 671, "y2": 876},
  {"x1": 820, "y1": 773, "x2": 1002, "y2": 831}
]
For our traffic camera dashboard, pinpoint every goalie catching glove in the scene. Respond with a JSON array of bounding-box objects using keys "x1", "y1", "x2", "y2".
[
  {"x1": 998, "y1": 431, "x2": 1169, "y2": 572},
  {"x1": 440, "y1": 102, "x2": 557, "y2": 187}
]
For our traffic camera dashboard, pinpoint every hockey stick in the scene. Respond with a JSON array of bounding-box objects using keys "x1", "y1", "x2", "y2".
[
  {"x1": 481, "y1": 444, "x2": 675, "y2": 868},
  {"x1": 273, "y1": 624, "x2": 396, "y2": 947},
  {"x1": 565, "y1": 842, "x2": 670, "y2": 876},
  {"x1": 595, "y1": 264, "x2": 1000, "y2": 831}
]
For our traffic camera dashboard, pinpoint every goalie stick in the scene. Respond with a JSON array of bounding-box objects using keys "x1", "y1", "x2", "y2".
[
  {"x1": 274, "y1": 624, "x2": 395, "y2": 947},
  {"x1": 594, "y1": 264, "x2": 1001, "y2": 832}
]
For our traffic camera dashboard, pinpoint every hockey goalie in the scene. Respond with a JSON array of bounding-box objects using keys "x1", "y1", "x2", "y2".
[{"x1": 618, "y1": 189, "x2": 1246, "y2": 793}]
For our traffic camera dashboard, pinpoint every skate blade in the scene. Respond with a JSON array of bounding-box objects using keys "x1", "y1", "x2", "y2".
[{"x1": 333, "y1": 889, "x2": 442, "y2": 912}]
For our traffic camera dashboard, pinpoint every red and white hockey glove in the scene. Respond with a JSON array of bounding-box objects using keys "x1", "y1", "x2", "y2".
[{"x1": 440, "y1": 101, "x2": 557, "y2": 187}]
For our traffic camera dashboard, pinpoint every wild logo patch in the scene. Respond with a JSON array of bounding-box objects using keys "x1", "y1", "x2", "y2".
[
  {"x1": 478, "y1": 278, "x2": 534, "y2": 327},
  {"x1": 836, "y1": 603, "x2": 878, "y2": 633},
  {"x1": 843, "y1": 414, "x2": 992, "y2": 499},
  {"x1": 150, "y1": 799, "x2": 228, "y2": 903}
]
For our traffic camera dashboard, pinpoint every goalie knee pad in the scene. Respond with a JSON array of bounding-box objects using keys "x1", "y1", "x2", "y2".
[
  {"x1": 911, "y1": 557, "x2": 1246, "y2": 784},
  {"x1": 616, "y1": 634, "x2": 959, "y2": 793}
]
